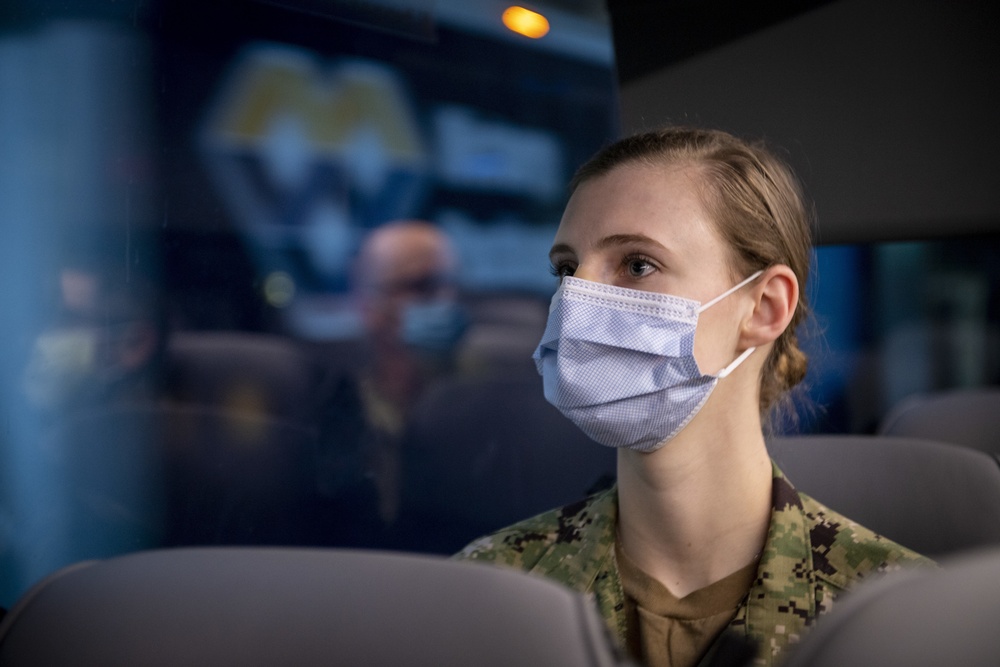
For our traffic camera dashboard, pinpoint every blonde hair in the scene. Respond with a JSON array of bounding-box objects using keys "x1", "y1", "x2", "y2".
[{"x1": 571, "y1": 127, "x2": 812, "y2": 419}]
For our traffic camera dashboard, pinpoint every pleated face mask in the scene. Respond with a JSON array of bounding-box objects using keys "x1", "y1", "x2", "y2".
[{"x1": 532, "y1": 271, "x2": 762, "y2": 453}]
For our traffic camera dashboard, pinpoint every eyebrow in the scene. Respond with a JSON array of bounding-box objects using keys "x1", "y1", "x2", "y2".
[{"x1": 548, "y1": 233, "x2": 670, "y2": 260}]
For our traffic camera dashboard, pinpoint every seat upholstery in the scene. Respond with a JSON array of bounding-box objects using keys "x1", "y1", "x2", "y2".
[
  {"x1": 0, "y1": 548, "x2": 625, "y2": 667},
  {"x1": 401, "y1": 374, "x2": 616, "y2": 550},
  {"x1": 878, "y1": 388, "x2": 1000, "y2": 457},
  {"x1": 781, "y1": 547, "x2": 1000, "y2": 667},
  {"x1": 769, "y1": 434, "x2": 1000, "y2": 558},
  {"x1": 164, "y1": 331, "x2": 319, "y2": 422}
]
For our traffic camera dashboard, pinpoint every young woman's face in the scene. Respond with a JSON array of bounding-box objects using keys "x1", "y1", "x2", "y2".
[{"x1": 550, "y1": 162, "x2": 750, "y2": 375}]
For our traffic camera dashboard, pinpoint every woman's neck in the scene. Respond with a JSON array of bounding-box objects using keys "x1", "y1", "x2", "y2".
[{"x1": 615, "y1": 388, "x2": 773, "y2": 599}]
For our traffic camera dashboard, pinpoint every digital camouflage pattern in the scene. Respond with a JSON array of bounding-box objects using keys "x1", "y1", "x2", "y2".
[{"x1": 454, "y1": 462, "x2": 934, "y2": 667}]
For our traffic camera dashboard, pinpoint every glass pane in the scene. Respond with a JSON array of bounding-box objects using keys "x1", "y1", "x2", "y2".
[
  {"x1": 799, "y1": 237, "x2": 1000, "y2": 434},
  {"x1": 0, "y1": 0, "x2": 618, "y2": 606}
]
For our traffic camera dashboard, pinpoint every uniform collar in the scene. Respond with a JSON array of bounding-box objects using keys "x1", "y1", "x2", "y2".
[
  {"x1": 729, "y1": 462, "x2": 816, "y2": 664},
  {"x1": 524, "y1": 463, "x2": 818, "y2": 659},
  {"x1": 526, "y1": 486, "x2": 629, "y2": 644}
]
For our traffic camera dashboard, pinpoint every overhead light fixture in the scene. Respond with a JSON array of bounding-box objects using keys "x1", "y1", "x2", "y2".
[{"x1": 502, "y1": 6, "x2": 550, "y2": 39}]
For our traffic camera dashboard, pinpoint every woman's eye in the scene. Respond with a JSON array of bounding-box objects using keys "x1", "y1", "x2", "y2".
[
  {"x1": 549, "y1": 263, "x2": 575, "y2": 280},
  {"x1": 624, "y1": 257, "x2": 654, "y2": 278}
]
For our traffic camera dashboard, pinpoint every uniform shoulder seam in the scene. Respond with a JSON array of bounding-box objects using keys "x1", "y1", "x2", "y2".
[{"x1": 799, "y1": 492, "x2": 931, "y2": 591}]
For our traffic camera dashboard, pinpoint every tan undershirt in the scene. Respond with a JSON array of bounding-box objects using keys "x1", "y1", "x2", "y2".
[{"x1": 616, "y1": 540, "x2": 757, "y2": 667}]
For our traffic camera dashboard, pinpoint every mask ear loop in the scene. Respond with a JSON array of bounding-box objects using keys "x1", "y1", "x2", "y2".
[
  {"x1": 695, "y1": 270, "x2": 765, "y2": 314},
  {"x1": 697, "y1": 269, "x2": 765, "y2": 378},
  {"x1": 717, "y1": 346, "x2": 755, "y2": 378}
]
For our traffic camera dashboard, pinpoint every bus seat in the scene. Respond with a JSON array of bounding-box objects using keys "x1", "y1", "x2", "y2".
[
  {"x1": 164, "y1": 331, "x2": 320, "y2": 422},
  {"x1": 877, "y1": 388, "x2": 1000, "y2": 457},
  {"x1": 0, "y1": 548, "x2": 626, "y2": 667},
  {"x1": 781, "y1": 547, "x2": 1000, "y2": 667},
  {"x1": 154, "y1": 405, "x2": 319, "y2": 546},
  {"x1": 399, "y1": 375, "x2": 616, "y2": 552},
  {"x1": 769, "y1": 435, "x2": 1000, "y2": 558}
]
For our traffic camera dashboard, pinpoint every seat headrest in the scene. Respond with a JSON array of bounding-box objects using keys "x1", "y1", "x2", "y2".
[
  {"x1": 768, "y1": 435, "x2": 1000, "y2": 557},
  {"x1": 782, "y1": 547, "x2": 1000, "y2": 667},
  {"x1": 0, "y1": 548, "x2": 626, "y2": 667}
]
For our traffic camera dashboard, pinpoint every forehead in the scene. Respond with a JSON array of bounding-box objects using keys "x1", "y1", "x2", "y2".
[
  {"x1": 357, "y1": 224, "x2": 456, "y2": 293},
  {"x1": 555, "y1": 163, "x2": 726, "y2": 257}
]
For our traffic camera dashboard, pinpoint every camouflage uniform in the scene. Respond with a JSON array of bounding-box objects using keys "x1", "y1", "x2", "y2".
[{"x1": 455, "y1": 462, "x2": 933, "y2": 666}]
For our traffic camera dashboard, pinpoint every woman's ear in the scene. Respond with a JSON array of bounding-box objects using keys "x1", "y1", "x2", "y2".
[{"x1": 741, "y1": 265, "x2": 798, "y2": 347}]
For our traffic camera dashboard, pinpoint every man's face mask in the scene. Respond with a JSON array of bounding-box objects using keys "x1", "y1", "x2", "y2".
[
  {"x1": 532, "y1": 271, "x2": 762, "y2": 453},
  {"x1": 400, "y1": 299, "x2": 468, "y2": 354}
]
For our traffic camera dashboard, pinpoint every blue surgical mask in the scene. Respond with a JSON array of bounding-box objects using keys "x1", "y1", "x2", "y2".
[
  {"x1": 400, "y1": 299, "x2": 467, "y2": 354},
  {"x1": 532, "y1": 271, "x2": 762, "y2": 452}
]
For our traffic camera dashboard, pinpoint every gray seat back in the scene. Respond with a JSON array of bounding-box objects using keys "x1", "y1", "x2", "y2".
[
  {"x1": 402, "y1": 374, "x2": 616, "y2": 549},
  {"x1": 782, "y1": 547, "x2": 1000, "y2": 667},
  {"x1": 878, "y1": 388, "x2": 1000, "y2": 457},
  {"x1": 769, "y1": 435, "x2": 1000, "y2": 557},
  {"x1": 165, "y1": 332, "x2": 319, "y2": 422},
  {"x1": 0, "y1": 548, "x2": 624, "y2": 667}
]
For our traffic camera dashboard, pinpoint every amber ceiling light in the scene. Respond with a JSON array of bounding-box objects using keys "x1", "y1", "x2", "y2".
[{"x1": 502, "y1": 6, "x2": 550, "y2": 39}]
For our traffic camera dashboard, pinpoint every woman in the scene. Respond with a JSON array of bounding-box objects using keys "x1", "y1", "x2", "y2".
[{"x1": 455, "y1": 127, "x2": 931, "y2": 667}]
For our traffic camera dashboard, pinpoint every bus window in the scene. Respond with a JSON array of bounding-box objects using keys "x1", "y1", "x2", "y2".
[
  {"x1": 0, "y1": 0, "x2": 618, "y2": 607},
  {"x1": 799, "y1": 238, "x2": 1000, "y2": 435}
]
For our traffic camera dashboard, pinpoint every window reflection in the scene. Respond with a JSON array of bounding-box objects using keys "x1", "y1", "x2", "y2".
[{"x1": 0, "y1": 0, "x2": 618, "y2": 605}]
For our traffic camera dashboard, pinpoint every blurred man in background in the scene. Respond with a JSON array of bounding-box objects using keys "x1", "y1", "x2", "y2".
[{"x1": 314, "y1": 220, "x2": 467, "y2": 546}]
